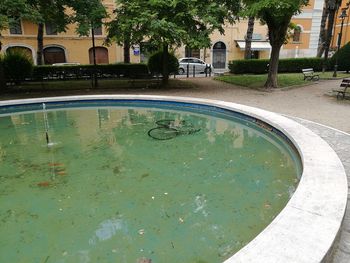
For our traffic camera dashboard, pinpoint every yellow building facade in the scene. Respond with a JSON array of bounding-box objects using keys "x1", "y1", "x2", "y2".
[
  {"x1": 1, "y1": 0, "x2": 348, "y2": 70},
  {"x1": 1, "y1": 0, "x2": 124, "y2": 65},
  {"x1": 332, "y1": 0, "x2": 350, "y2": 49}
]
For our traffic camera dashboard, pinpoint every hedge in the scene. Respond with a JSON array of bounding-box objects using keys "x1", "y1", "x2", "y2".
[
  {"x1": 330, "y1": 41, "x2": 350, "y2": 72},
  {"x1": 229, "y1": 57, "x2": 324, "y2": 74},
  {"x1": 31, "y1": 63, "x2": 149, "y2": 80}
]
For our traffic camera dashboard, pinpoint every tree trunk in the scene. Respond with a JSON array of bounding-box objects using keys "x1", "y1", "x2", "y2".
[
  {"x1": 322, "y1": 0, "x2": 341, "y2": 71},
  {"x1": 37, "y1": 23, "x2": 44, "y2": 65},
  {"x1": 162, "y1": 44, "x2": 169, "y2": 86},
  {"x1": 91, "y1": 25, "x2": 98, "y2": 88},
  {"x1": 245, "y1": 17, "x2": 255, "y2": 59},
  {"x1": 317, "y1": 1, "x2": 329, "y2": 57},
  {"x1": 123, "y1": 40, "x2": 130, "y2": 63},
  {"x1": 0, "y1": 61, "x2": 5, "y2": 91},
  {"x1": 264, "y1": 44, "x2": 281, "y2": 89}
]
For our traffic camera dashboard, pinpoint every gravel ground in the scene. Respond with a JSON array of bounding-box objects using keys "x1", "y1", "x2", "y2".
[
  {"x1": 1, "y1": 78, "x2": 349, "y2": 133},
  {"x1": 149, "y1": 78, "x2": 350, "y2": 133}
]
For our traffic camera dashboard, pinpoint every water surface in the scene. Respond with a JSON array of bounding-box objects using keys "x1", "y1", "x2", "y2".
[{"x1": 0, "y1": 102, "x2": 301, "y2": 263}]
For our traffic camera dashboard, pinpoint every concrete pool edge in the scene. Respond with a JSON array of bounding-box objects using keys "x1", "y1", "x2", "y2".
[{"x1": 0, "y1": 95, "x2": 347, "y2": 263}]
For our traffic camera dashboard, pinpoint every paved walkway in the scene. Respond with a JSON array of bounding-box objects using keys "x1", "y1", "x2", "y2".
[
  {"x1": 149, "y1": 78, "x2": 350, "y2": 133},
  {"x1": 290, "y1": 118, "x2": 350, "y2": 263}
]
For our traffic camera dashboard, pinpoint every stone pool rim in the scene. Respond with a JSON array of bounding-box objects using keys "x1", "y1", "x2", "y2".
[{"x1": 0, "y1": 95, "x2": 347, "y2": 263}]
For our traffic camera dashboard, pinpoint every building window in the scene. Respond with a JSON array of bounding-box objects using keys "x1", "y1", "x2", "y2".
[
  {"x1": 45, "y1": 23, "x2": 57, "y2": 35},
  {"x1": 44, "y1": 46, "x2": 66, "y2": 64},
  {"x1": 293, "y1": 26, "x2": 302, "y2": 42},
  {"x1": 9, "y1": 19, "x2": 22, "y2": 35},
  {"x1": 89, "y1": 47, "x2": 109, "y2": 64},
  {"x1": 185, "y1": 47, "x2": 200, "y2": 58}
]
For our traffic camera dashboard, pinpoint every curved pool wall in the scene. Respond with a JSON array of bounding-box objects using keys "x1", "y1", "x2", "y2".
[{"x1": 0, "y1": 95, "x2": 347, "y2": 262}]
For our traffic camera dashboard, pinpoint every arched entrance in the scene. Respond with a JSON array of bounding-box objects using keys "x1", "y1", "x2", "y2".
[
  {"x1": 89, "y1": 47, "x2": 109, "y2": 64},
  {"x1": 212, "y1": 42, "x2": 226, "y2": 69},
  {"x1": 43, "y1": 46, "x2": 66, "y2": 64},
  {"x1": 6, "y1": 46, "x2": 33, "y2": 62}
]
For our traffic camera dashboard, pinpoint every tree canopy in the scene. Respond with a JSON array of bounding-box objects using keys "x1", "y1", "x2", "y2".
[
  {"x1": 108, "y1": 0, "x2": 231, "y2": 49},
  {"x1": 243, "y1": 0, "x2": 308, "y2": 88},
  {"x1": 69, "y1": 0, "x2": 107, "y2": 36},
  {"x1": 107, "y1": 0, "x2": 237, "y2": 84}
]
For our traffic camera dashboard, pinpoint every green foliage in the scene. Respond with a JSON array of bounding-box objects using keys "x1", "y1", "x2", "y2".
[
  {"x1": 107, "y1": 0, "x2": 234, "y2": 82},
  {"x1": 243, "y1": 0, "x2": 309, "y2": 46},
  {"x1": 331, "y1": 42, "x2": 350, "y2": 72},
  {"x1": 229, "y1": 58, "x2": 323, "y2": 74},
  {"x1": 215, "y1": 73, "x2": 309, "y2": 88},
  {"x1": 147, "y1": 51, "x2": 179, "y2": 75},
  {"x1": 229, "y1": 59, "x2": 269, "y2": 74},
  {"x1": 0, "y1": 0, "x2": 38, "y2": 31},
  {"x1": 109, "y1": 0, "x2": 230, "y2": 49},
  {"x1": 3, "y1": 50, "x2": 33, "y2": 84},
  {"x1": 31, "y1": 64, "x2": 149, "y2": 80},
  {"x1": 242, "y1": 0, "x2": 309, "y2": 88},
  {"x1": 69, "y1": 0, "x2": 107, "y2": 36}
]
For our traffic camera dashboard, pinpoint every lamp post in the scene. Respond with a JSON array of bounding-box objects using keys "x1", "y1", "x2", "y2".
[{"x1": 333, "y1": 8, "x2": 348, "y2": 77}]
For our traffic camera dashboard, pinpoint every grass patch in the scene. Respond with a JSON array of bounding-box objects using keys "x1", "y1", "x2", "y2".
[
  {"x1": 318, "y1": 71, "x2": 350, "y2": 79},
  {"x1": 215, "y1": 72, "x2": 350, "y2": 89}
]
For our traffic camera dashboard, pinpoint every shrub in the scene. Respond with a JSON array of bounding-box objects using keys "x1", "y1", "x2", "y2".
[
  {"x1": 147, "y1": 51, "x2": 179, "y2": 75},
  {"x1": 330, "y1": 41, "x2": 350, "y2": 72},
  {"x1": 3, "y1": 50, "x2": 33, "y2": 84},
  {"x1": 229, "y1": 57, "x2": 323, "y2": 74}
]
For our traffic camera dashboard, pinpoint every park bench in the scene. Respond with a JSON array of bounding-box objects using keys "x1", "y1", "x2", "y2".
[
  {"x1": 302, "y1": 68, "x2": 320, "y2": 81},
  {"x1": 333, "y1": 78, "x2": 350, "y2": 100}
]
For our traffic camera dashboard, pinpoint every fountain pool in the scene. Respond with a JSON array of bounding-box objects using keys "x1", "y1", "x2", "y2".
[{"x1": 0, "y1": 95, "x2": 347, "y2": 263}]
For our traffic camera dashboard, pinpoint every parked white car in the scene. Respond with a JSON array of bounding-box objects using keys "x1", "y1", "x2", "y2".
[{"x1": 178, "y1": 57, "x2": 213, "y2": 74}]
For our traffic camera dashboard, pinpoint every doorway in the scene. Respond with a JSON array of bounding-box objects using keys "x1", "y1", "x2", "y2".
[{"x1": 212, "y1": 42, "x2": 226, "y2": 69}]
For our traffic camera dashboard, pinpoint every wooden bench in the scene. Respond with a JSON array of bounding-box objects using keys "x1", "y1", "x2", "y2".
[
  {"x1": 302, "y1": 68, "x2": 320, "y2": 81},
  {"x1": 334, "y1": 78, "x2": 350, "y2": 100}
]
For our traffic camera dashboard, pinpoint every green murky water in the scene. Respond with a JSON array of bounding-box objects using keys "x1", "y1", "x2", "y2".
[{"x1": 0, "y1": 102, "x2": 301, "y2": 263}]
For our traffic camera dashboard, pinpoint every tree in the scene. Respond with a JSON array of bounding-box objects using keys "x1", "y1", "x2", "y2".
[
  {"x1": 317, "y1": 0, "x2": 330, "y2": 57},
  {"x1": 244, "y1": 0, "x2": 308, "y2": 88},
  {"x1": 106, "y1": 1, "x2": 146, "y2": 63},
  {"x1": 108, "y1": 0, "x2": 234, "y2": 86},
  {"x1": 69, "y1": 0, "x2": 107, "y2": 36},
  {"x1": 0, "y1": 0, "x2": 38, "y2": 51},
  {"x1": 69, "y1": 0, "x2": 107, "y2": 87},
  {"x1": 322, "y1": 0, "x2": 342, "y2": 71},
  {"x1": 0, "y1": 0, "x2": 37, "y2": 89},
  {"x1": 22, "y1": 0, "x2": 70, "y2": 65},
  {"x1": 245, "y1": 17, "x2": 255, "y2": 59}
]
